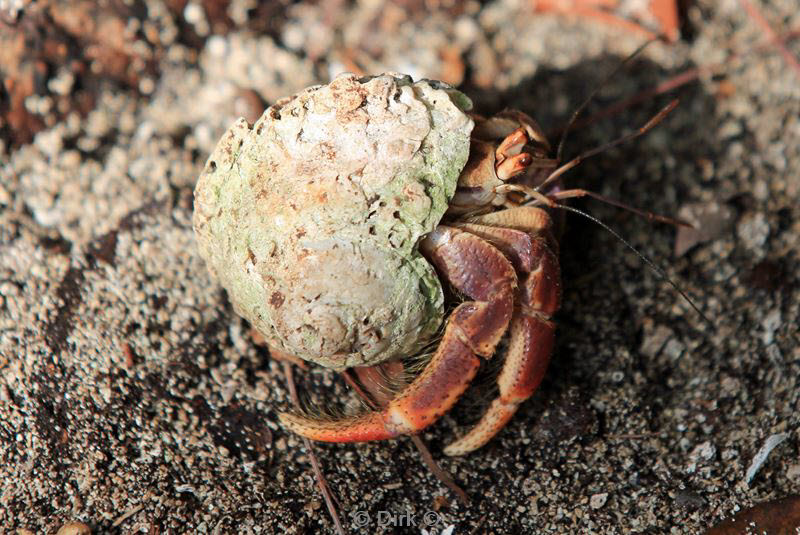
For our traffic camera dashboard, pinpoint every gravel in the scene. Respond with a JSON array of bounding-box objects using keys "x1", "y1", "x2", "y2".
[{"x1": 1, "y1": 0, "x2": 798, "y2": 533}]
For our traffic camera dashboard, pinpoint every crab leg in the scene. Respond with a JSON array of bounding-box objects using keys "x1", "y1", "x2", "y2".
[
  {"x1": 467, "y1": 205, "x2": 552, "y2": 233},
  {"x1": 466, "y1": 205, "x2": 559, "y2": 254},
  {"x1": 444, "y1": 208, "x2": 561, "y2": 455},
  {"x1": 444, "y1": 315, "x2": 555, "y2": 455},
  {"x1": 279, "y1": 227, "x2": 516, "y2": 443}
]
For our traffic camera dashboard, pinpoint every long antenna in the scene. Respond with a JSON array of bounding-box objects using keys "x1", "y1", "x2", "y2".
[
  {"x1": 496, "y1": 181, "x2": 691, "y2": 229},
  {"x1": 553, "y1": 203, "x2": 713, "y2": 328},
  {"x1": 555, "y1": 39, "x2": 657, "y2": 165},
  {"x1": 500, "y1": 184, "x2": 711, "y2": 326},
  {"x1": 544, "y1": 187, "x2": 692, "y2": 227},
  {"x1": 540, "y1": 99, "x2": 679, "y2": 193}
]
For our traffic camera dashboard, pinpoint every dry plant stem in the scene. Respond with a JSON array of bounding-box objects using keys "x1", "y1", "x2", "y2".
[
  {"x1": 342, "y1": 369, "x2": 471, "y2": 505},
  {"x1": 282, "y1": 362, "x2": 346, "y2": 535},
  {"x1": 340, "y1": 369, "x2": 377, "y2": 406},
  {"x1": 552, "y1": 27, "x2": 800, "y2": 137},
  {"x1": 469, "y1": 514, "x2": 488, "y2": 535},
  {"x1": 551, "y1": 66, "x2": 711, "y2": 138},
  {"x1": 739, "y1": 0, "x2": 800, "y2": 80},
  {"x1": 555, "y1": 39, "x2": 656, "y2": 163},
  {"x1": 111, "y1": 503, "x2": 145, "y2": 528},
  {"x1": 410, "y1": 435, "x2": 470, "y2": 505},
  {"x1": 339, "y1": 47, "x2": 368, "y2": 76},
  {"x1": 606, "y1": 432, "x2": 667, "y2": 440},
  {"x1": 536, "y1": 3, "x2": 662, "y2": 47}
]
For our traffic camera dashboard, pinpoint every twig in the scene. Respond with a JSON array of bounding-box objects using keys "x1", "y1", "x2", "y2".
[
  {"x1": 342, "y1": 369, "x2": 470, "y2": 505},
  {"x1": 468, "y1": 514, "x2": 488, "y2": 535},
  {"x1": 549, "y1": 26, "x2": 800, "y2": 137},
  {"x1": 282, "y1": 362, "x2": 346, "y2": 535},
  {"x1": 111, "y1": 503, "x2": 145, "y2": 528},
  {"x1": 340, "y1": 369, "x2": 377, "y2": 406},
  {"x1": 740, "y1": 0, "x2": 800, "y2": 80},
  {"x1": 548, "y1": 64, "x2": 709, "y2": 138},
  {"x1": 606, "y1": 432, "x2": 666, "y2": 440},
  {"x1": 410, "y1": 434, "x2": 470, "y2": 505}
]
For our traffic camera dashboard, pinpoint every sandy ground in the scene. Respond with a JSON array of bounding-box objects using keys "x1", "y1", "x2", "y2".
[{"x1": 1, "y1": 0, "x2": 798, "y2": 533}]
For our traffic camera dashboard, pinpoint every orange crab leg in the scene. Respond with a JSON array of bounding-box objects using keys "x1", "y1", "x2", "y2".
[
  {"x1": 444, "y1": 315, "x2": 556, "y2": 455},
  {"x1": 279, "y1": 227, "x2": 516, "y2": 443},
  {"x1": 466, "y1": 205, "x2": 559, "y2": 253},
  {"x1": 279, "y1": 411, "x2": 395, "y2": 442},
  {"x1": 444, "y1": 208, "x2": 561, "y2": 455}
]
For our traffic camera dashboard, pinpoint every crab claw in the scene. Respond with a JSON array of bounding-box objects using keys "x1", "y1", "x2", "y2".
[
  {"x1": 495, "y1": 127, "x2": 529, "y2": 162},
  {"x1": 496, "y1": 153, "x2": 532, "y2": 181}
]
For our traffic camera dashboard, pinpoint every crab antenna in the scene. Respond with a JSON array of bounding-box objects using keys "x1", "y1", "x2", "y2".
[
  {"x1": 555, "y1": 38, "x2": 657, "y2": 165},
  {"x1": 545, "y1": 188, "x2": 693, "y2": 228},
  {"x1": 501, "y1": 183, "x2": 712, "y2": 326},
  {"x1": 537, "y1": 98, "x2": 679, "y2": 193},
  {"x1": 500, "y1": 180, "x2": 691, "y2": 228},
  {"x1": 551, "y1": 203, "x2": 713, "y2": 328}
]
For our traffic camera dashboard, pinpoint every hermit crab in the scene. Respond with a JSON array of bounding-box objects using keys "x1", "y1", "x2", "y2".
[{"x1": 193, "y1": 72, "x2": 634, "y2": 455}]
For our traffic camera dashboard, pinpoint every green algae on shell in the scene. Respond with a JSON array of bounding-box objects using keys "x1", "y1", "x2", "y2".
[{"x1": 193, "y1": 73, "x2": 474, "y2": 369}]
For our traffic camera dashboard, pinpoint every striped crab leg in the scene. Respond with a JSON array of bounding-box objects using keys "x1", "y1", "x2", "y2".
[{"x1": 445, "y1": 206, "x2": 561, "y2": 455}]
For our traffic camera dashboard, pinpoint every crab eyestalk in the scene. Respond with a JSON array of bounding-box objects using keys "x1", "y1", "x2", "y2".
[{"x1": 448, "y1": 117, "x2": 552, "y2": 214}]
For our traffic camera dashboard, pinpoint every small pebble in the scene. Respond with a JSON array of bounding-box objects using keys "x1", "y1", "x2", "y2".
[
  {"x1": 787, "y1": 464, "x2": 800, "y2": 481},
  {"x1": 737, "y1": 212, "x2": 770, "y2": 253},
  {"x1": 690, "y1": 441, "x2": 717, "y2": 462},
  {"x1": 674, "y1": 491, "x2": 705, "y2": 511},
  {"x1": 590, "y1": 493, "x2": 608, "y2": 510}
]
